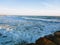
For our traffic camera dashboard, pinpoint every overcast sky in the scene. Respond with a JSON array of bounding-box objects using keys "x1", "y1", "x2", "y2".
[{"x1": 0, "y1": 0, "x2": 60, "y2": 15}]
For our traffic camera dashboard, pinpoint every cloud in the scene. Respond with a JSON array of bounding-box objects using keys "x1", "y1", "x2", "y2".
[
  {"x1": 0, "y1": 3, "x2": 60, "y2": 16},
  {"x1": 0, "y1": 7, "x2": 60, "y2": 15}
]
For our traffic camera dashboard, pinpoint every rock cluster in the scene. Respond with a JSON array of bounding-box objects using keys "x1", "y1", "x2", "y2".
[{"x1": 27, "y1": 31, "x2": 60, "y2": 45}]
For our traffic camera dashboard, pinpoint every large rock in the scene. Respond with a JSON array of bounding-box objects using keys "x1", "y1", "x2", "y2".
[
  {"x1": 27, "y1": 31, "x2": 60, "y2": 45},
  {"x1": 36, "y1": 37, "x2": 56, "y2": 45},
  {"x1": 54, "y1": 31, "x2": 60, "y2": 37}
]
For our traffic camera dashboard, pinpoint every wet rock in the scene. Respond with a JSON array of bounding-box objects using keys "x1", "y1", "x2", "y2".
[
  {"x1": 28, "y1": 31, "x2": 60, "y2": 45},
  {"x1": 54, "y1": 31, "x2": 60, "y2": 37},
  {"x1": 44, "y1": 34, "x2": 54, "y2": 41},
  {"x1": 36, "y1": 37, "x2": 56, "y2": 45},
  {"x1": 53, "y1": 31, "x2": 60, "y2": 45}
]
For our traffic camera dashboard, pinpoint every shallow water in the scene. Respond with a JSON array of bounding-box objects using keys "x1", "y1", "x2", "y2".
[{"x1": 0, "y1": 16, "x2": 60, "y2": 45}]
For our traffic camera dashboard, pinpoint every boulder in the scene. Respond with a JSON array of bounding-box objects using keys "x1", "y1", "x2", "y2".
[
  {"x1": 54, "y1": 31, "x2": 60, "y2": 37},
  {"x1": 36, "y1": 37, "x2": 56, "y2": 45},
  {"x1": 27, "y1": 31, "x2": 60, "y2": 45}
]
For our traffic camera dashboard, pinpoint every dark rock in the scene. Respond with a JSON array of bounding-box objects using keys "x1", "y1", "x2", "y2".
[
  {"x1": 28, "y1": 31, "x2": 60, "y2": 45},
  {"x1": 54, "y1": 31, "x2": 60, "y2": 37},
  {"x1": 36, "y1": 37, "x2": 56, "y2": 45},
  {"x1": 44, "y1": 34, "x2": 54, "y2": 41},
  {"x1": 53, "y1": 31, "x2": 60, "y2": 45}
]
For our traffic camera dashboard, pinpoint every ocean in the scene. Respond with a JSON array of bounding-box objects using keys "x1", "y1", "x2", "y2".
[{"x1": 0, "y1": 16, "x2": 60, "y2": 45}]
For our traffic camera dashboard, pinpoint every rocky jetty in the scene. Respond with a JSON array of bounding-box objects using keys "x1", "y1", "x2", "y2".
[{"x1": 27, "y1": 31, "x2": 60, "y2": 45}]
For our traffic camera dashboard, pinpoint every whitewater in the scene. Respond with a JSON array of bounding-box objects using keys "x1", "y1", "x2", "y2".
[{"x1": 0, "y1": 16, "x2": 60, "y2": 45}]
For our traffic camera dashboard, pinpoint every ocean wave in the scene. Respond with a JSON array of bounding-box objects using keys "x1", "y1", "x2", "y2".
[{"x1": 21, "y1": 17, "x2": 60, "y2": 22}]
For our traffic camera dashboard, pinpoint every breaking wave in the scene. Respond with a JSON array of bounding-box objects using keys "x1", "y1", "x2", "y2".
[{"x1": 0, "y1": 16, "x2": 60, "y2": 45}]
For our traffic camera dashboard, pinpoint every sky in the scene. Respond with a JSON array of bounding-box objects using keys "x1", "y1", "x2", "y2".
[{"x1": 0, "y1": 0, "x2": 60, "y2": 15}]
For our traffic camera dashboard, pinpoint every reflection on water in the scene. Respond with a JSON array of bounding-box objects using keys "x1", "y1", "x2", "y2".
[{"x1": 0, "y1": 16, "x2": 60, "y2": 45}]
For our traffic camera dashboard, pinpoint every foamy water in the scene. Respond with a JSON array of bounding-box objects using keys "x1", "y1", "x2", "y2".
[{"x1": 0, "y1": 16, "x2": 60, "y2": 45}]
